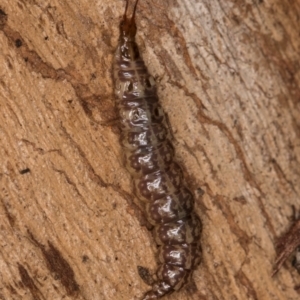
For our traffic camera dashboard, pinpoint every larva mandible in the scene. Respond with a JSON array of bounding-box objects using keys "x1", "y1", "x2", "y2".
[{"x1": 113, "y1": 1, "x2": 202, "y2": 298}]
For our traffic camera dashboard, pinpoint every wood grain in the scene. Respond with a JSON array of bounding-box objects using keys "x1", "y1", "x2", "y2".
[{"x1": 0, "y1": 0, "x2": 300, "y2": 299}]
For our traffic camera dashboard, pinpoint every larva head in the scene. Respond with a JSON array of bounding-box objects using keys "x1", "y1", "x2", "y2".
[{"x1": 119, "y1": 0, "x2": 139, "y2": 41}]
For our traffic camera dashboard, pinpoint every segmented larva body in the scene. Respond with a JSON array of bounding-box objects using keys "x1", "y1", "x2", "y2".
[{"x1": 113, "y1": 1, "x2": 202, "y2": 299}]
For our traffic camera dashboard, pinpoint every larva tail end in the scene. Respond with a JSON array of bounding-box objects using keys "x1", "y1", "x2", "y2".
[
  {"x1": 142, "y1": 282, "x2": 173, "y2": 300},
  {"x1": 142, "y1": 293, "x2": 158, "y2": 300}
]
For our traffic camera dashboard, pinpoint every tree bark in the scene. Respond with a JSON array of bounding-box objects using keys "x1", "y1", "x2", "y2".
[{"x1": 0, "y1": 0, "x2": 300, "y2": 299}]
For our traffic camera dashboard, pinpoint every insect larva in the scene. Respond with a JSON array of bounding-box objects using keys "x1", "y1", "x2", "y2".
[{"x1": 113, "y1": 1, "x2": 202, "y2": 298}]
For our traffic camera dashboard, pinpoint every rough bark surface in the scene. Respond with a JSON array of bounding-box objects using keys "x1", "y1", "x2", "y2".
[{"x1": 0, "y1": 0, "x2": 299, "y2": 300}]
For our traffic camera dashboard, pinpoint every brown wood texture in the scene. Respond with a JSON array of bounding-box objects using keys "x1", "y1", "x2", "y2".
[{"x1": 0, "y1": 0, "x2": 300, "y2": 299}]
